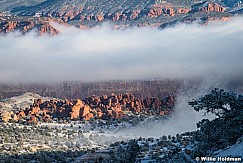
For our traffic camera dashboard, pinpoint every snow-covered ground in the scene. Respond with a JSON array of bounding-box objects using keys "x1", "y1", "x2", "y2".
[
  {"x1": 1, "y1": 92, "x2": 242, "y2": 163},
  {"x1": 0, "y1": 92, "x2": 58, "y2": 111},
  {"x1": 209, "y1": 137, "x2": 243, "y2": 163},
  {"x1": 214, "y1": 143, "x2": 243, "y2": 158}
]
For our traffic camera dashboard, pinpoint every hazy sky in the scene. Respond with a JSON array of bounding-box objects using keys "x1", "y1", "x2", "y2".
[{"x1": 0, "y1": 17, "x2": 243, "y2": 82}]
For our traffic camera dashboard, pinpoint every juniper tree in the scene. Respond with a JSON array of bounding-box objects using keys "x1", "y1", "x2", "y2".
[
  {"x1": 189, "y1": 88, "x2": 243, "y2": 117},
  {"x1": 189, "y1": 88, "x2": 243, "y2": 157}
]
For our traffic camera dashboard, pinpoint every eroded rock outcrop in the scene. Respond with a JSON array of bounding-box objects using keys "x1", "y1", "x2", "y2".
[
  {"x1": 148, "y1": 4, "x2": 176, "y2": 17},
  {"x1": 96, "y1": 14, "x2": 104, "y2": 21},
  {"x1": 0, "y1": 111, "x2": 13, "y2": 122},
  {"x1": 0, "y1": 21, "x2": 18, "y2": 33},
  {"x1": 38, "y1": 23, "x2": 59, "y2": 36},
  {"x1": 0, "y1": 20, "x2": 60, "y2": 35},
  {"x1": 0, "y1": 93, "x2": 175, "y2": 123},
  {"x1": 0, "y1": 0, "x2": 231, "y2": 35},
  {"x1": 190, "y1": 1, "x2": 225, "y2": 13}
]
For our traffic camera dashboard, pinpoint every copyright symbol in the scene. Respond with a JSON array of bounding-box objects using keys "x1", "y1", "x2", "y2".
[{"x1": 196, "y1": 157, "x2": 200, "y2": 161}]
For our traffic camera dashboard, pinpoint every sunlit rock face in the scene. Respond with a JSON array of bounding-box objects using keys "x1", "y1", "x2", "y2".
[
  {"x1": 0, "y1": 93, "x2": 175, "y2": 122},
  {"x1": 0, "y1": 0, "x2": 239, "y2": 34}
]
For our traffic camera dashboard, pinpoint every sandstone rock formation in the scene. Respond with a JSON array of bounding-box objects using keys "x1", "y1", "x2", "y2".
[
  {"x1": 0, "y1": 20, "x2": 60, "y2": 35},
  {"x1": 38, "y1": 23, "x2": 59, "y2": 36},
  {"x1": 190, "y1": 1, "x2": 226, "y2": 13},
  {"x1": 0, "y1": 111, "x2": 13, "y2": 122},
  {"x1": 0, "y1": 93, "x2": 175, "y2": 123},
  {"x1": 0, "y1": 0, "x2": 233, "y2": 35}
]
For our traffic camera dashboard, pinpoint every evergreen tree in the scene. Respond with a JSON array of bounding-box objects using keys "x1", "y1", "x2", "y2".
[{"x1": 189, "y1": 88, "x2": 243, "y2": 157}]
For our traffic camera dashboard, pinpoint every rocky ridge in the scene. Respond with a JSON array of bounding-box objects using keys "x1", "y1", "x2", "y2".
[
  {"x1": 0, "y1": 92, "x2": 175, "y2": 123},
  {"x1": 0, "y1": 0, "x2": 241, "y2": 35}
]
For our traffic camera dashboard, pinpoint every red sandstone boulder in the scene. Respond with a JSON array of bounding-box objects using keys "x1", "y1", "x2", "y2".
[
  {"x1": 113, "y1": 12, "x2": 122, "y2": 21},
  {"x1": 79, "y1": 105, "x2": 91, "y2": 118},
  {"x1": 70, "y1": 99, "x2": 85, "y2": 120},
  {"x1": 29, "y1": 106, "x2": 40, "y2": 115},
  {"x1": 83, "y1": 113, "x2": 94, "y2": 121},
  {"x1": 96, "y1": 14, "x2": 104, "y2": 21},
  {"x1": 70, "y1": 105, "x2": 80, "y2": 120},
  {"x1": 17, "y1": 111, "x2": 26, "y2": 119},
  {"x1": 130, "y1": 10, "x2": 140, "y2": 20},
  {"x1": 0, "y1": 111, "x2": 12, "y2": 122}
]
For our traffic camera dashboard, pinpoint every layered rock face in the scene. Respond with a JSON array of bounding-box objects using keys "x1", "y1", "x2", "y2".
[
  {"x1": 190, "y1": 1, "x2": 226, "y2": 13},
  {"x1": 0, "y1": 20, "x2": 59, "y2": 35},
  {"x1": 0, "y1": 21, "x2": 18, "y2": 32},
  {"x1": 38, "y1": 23, "x2": 59, "y2": 36},
  {"x1": 0, "y1": 93, "x2": 175, "y2": 123},
  {"x1": 148, "y1": 4, "x2": 191, "y2": 18}
]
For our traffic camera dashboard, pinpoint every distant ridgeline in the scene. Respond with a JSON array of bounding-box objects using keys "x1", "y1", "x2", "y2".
[
  {"x1": 0, "y1": 93, "x2": 175, "y2": 123},
  {"x1": 0, "y1": 0, "x2": 241, "y2": 35},
  {"x1": 0, "y1": 80, "x2": 181, "y2": 99}
]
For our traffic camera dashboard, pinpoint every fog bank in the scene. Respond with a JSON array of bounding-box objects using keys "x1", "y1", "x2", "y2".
[
  {"x1": 0, "y1": 17, "x2": 243, "y2": 82},
  {"x1": 116, "y1": 77, "x2": 230, "y2": 137}
]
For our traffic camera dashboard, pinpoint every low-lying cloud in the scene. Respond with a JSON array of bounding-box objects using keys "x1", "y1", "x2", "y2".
[
  {"x1": 117, "y1": 78, "x2": 219, "y2": 137},
  {"x1": 0, "y1": 17, "x2": 243, "y2": 82}
]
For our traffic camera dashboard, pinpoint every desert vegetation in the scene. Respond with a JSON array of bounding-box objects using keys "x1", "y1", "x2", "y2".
[{"x1": 0, "y1": 88, "x2": 242, "y2": 162}]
